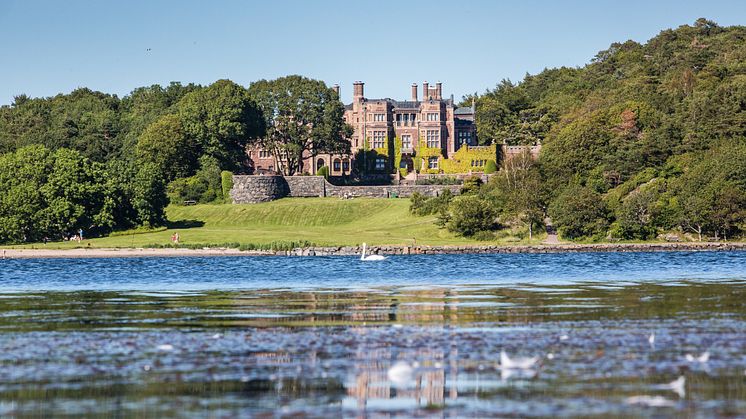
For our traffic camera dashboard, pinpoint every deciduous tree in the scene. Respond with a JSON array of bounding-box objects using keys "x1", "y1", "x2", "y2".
[{"x1": 248, "y1": 75, "x2": 352, "y2": 175}]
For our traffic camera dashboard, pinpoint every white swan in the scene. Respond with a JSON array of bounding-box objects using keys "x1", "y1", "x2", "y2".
[
  {"x1": 360, "y1": 243, "x2": 386, "y2": 261},
  {"x1": 499, "y1": 350, "x2": 539, "y2": 370}
]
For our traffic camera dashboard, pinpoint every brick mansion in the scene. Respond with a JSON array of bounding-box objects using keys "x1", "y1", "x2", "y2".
[{"x1": 248, "y1": 81, "x2": 539, "y2": 177}]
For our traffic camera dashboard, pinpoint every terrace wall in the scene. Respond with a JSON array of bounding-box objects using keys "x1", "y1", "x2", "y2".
[{"x1": 231, "y1": 175, "x2": 458, "y2": 204}]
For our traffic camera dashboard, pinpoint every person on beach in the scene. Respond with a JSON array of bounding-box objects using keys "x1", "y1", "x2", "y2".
[
  {"x1": 174, "y1": 232, "x2": 180, "y2": 244},
  {"x1": 78, "y1": 228, "x2": 84, "y2": 240}
]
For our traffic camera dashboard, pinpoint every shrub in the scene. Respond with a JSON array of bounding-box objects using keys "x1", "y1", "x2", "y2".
[
  {"x1": 445, "y1": 195, "x2": 497, "y2": 236},
  {"x1": 415, "y1": 176, "x2": 461, "y2": 185},
  {"x1": 548, "y1": 184, "x2": 609, "y2": 240},
  {"x1": 484, "y1": 160, "x2": 498, "y2": 174},
  {"x1": 409, "y1": 190, "x2": 454, "y2": 216},
  {"x1": 168, "y1": 156, "x2": 224, "y2": 204},
  {"x1": 461, "y1": 175, "x2": 484, "y2": 194},
  {"x1": 221, "y1": 171, "x2": 233, "y2": 203},
  {"x1": 317, "y1": 165, "x2": 330, "y2": 179}
]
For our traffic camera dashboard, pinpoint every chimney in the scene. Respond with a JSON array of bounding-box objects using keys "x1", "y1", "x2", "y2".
[
  {"x1": 353, "y1": 81, "x2": 364, "y2": 102},
  {"x1": 435, "y1": 82, "x2": 442, "y2": 100},
  {"x1": 411, "y1": 83, "x2": 418, "y2": 101},
  {"x1": 332, "y1": 84, "x2": 340, "y2": 96},
  {"x1": 422, "y1": 81, "x2": 429, "y2": 100}
]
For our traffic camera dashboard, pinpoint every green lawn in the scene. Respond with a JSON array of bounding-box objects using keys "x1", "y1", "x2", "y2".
[{"x1": 7, "y1": 198, "x2": 546, "y2": 249}]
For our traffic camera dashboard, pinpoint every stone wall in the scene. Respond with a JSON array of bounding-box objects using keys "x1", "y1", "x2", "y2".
[
  {"x1": 274, "y1": 242, "x2": 746, "y2": 256},
  {"x1": 231, "y1": 175, "x2": 459, "y2": 203},
  {"x1": 230, "y1": 175, "x2": 289, "y2": 203},
  {"x1": 324, "y1": 183, "x2": 459, "y2": 198},
  {"x1": 285, "y1": 177, "x2": 325, "y2": 197}
]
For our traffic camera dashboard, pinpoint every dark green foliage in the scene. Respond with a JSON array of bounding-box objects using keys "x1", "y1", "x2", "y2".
[
  {"x1": 548, "y1": 185, "x2": 609, "y2": 240},
  {"x1": 460, "y1": 175, "x2": 484, "y2": 194},
  {"x1": 609, "y1": 180, "x2": 664, "y2": 240},
  {"x1": 409, "y1": 190, "x2": 454, "y2": 217},
  {"x1": 167, "y1": 156, "x2": 225, "y2": 204},
  {"x1": 668, "y1": 142, "x2": 746, "y2": 240},
  {"x1": 118, "y1": 82, "x2": 201, "y2": 157},
  {"x1": 487, "y1": 154, "x2": 545, "y2": 239},
  {"x1": 414, "y1": 176, "x2": 461, "y2": 185},
  {"x1": 444, "y1": 195, "x2": 498, "y2": 237},
  {"x1": 0, "y1": 89, "x2": 121, "y2": 161},
  {"x1": 135, "y1": 114, "x2": 197, "y2": 182},
  {"x1": 0, "y1": 145, "x2": 166, "y2": 243},
  {"x1": 177, "y1": 79, "x2": 265, "y2": 172},
  {"x1": 468, "y1": 19, "x2": 746, "y2": 241}
]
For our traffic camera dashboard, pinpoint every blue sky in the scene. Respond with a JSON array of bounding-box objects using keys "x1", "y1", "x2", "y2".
[{"x1": 0, "y1": 0, "x2": 744, "y2": 105}]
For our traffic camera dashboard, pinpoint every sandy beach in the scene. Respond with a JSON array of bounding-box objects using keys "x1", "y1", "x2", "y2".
[{"x1": 1, "y1": 241, "x2": 745, "y2": 259}]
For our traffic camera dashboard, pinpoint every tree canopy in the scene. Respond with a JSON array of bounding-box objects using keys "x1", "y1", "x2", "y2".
[{"x1": 248, "y1": 75, "x2": 352, "y2": 175}]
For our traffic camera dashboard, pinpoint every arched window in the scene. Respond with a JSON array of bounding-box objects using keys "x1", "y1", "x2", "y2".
[
  {"x1": 316, "y1": 158, "x2": 325, "y2": 170},
  {"x1": 342, "y1": 159, "x2": 350, "y2": 172},
  {"x1": 333, "y1": 159, "x2": 341, "y2": 172}
]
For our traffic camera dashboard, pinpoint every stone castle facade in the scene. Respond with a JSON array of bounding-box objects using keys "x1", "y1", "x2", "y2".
[
  {"x1": 248, "y1": 81, "x2": 538, "y2": 177},
  {"x1": 248, "y1": 81, "x2": 477, "y2": 177}
]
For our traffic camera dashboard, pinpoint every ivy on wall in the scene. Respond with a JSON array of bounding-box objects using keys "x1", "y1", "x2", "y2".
[
  {"x1": 439, "y1": 144, "x2": 498, "y2": 174},
  {"x1": 415, "y1": 138, "x2": 444, "y2": 174},
  {"x1": 393, "y1": 136, "x2": 404, "y2": 177},
  {"x1": 355, "y1": 138, "x2": 498, "y2": 176}
]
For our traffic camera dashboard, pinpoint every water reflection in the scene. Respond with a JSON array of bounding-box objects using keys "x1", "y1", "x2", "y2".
[{"x1": 0, "y1": 281, "x2": 745, "y2": 416}]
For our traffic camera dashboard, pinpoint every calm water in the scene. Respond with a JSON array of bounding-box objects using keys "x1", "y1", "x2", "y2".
[{"x1": 0, "y1": 251, "x2": 745, "y2": 417}]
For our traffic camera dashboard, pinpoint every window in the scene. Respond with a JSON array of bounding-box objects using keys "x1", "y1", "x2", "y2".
[
  {"x1": 428, "y1": 157, "x2": 438, "y2": 169},
  {"x1": 342, "y1": 159, "x2": 350, "y2": 171},
  {"x1": 426, "y1": 130, "x2": 440, "y2": 148},
  {"x1": 375, "y1": 158, "x2": 386, "y2": 170},
  {"x1": 372, "y1": 131, "x2": 386, "y2": 148},
  {"x1": 457, "y1": 131, "x2": 472, "y2": 150},
  {"x1": 333, "y1": 159, "x2": 341, "y2": 171},
  {"x1": 396, "y1": 114, "x2": 402, "y2": 126},
  {"x1": 316, "y1": 158, "x2": 325, "y2": 170},
  {"x1": 259, "y1": 150, "x2": 271, "y2": 158},
  {"x1": 471, "y1": 159, "x2": 486, "y2": 167},
  {"x1": 401, "y1": 134, "x2": 412, "y2": 149},
  {"x1": 374, "y1": 113, "x2": 385, "y2": 122},
  {"x1": 426, "y1": 112, "x2": 438, "y2": 121}
]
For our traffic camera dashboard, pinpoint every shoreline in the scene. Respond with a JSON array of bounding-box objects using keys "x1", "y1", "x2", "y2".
[{"x1": 2, "y1": 242, "x2": 745, "y2": 259}]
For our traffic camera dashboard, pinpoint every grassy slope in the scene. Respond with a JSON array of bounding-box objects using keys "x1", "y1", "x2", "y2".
[{"x1": 10, "y1": 198, "x2": 545, "y2": 249}]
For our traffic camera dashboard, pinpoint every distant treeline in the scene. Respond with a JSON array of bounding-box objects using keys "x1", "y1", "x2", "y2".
[{"x1": 430, "y1": 18, "x2": 745, "y2": 241}]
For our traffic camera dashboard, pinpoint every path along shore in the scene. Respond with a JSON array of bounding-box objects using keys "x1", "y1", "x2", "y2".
[{"x1": 2, "y1": 242, "x2": 745, "y2": 259}]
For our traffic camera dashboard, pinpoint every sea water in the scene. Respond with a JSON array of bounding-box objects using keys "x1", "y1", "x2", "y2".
[{"x1": 0, "y1": 251, "x2": 744, "y2": 417}]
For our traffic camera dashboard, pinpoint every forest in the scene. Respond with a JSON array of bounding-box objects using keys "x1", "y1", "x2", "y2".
[{"x1": 420, "y1": 18, "x2": 745, "y2": 242}]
